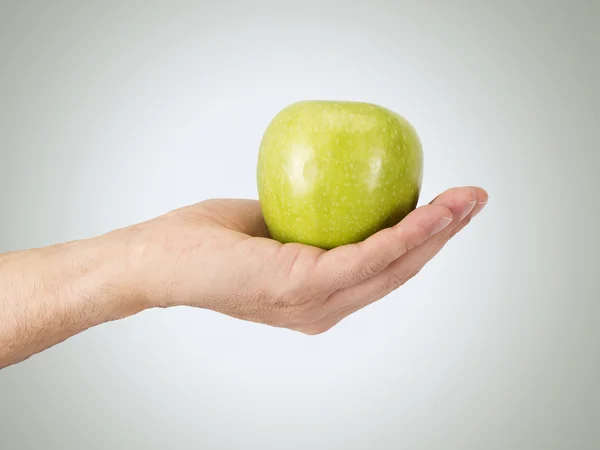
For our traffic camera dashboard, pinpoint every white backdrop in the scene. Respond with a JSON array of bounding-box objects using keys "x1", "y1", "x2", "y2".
[{"x1": 1, "y1": 1, "x2": 598, "y2": 449}]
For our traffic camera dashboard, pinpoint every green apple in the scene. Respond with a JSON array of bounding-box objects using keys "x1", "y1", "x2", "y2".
[{"x1": 257, "y1": 100, "x2": 423, "y2": 250}]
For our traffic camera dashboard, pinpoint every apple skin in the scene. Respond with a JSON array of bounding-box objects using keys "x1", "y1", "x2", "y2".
[{"x1": 257, "y1": 100, "x2": 423, "y2": 250}]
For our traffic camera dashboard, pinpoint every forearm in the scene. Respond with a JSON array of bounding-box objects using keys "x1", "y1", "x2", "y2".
[{"x1": 0, "y1": 231, "x2": 145, "y2": 369}]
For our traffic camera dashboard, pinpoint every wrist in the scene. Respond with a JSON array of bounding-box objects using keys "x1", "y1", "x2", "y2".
[
  {"x1": 50, "y1": 230, "x2": 150, "y2": 325},
  {"x1": 88, "y1": 230, "x2": 152, "y2": 320},
  {"x1": 0, "y1": 227, "x2": 155, "y2": 368}
]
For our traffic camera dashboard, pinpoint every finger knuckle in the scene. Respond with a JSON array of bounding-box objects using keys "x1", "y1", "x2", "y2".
[
  {"x1": 384, "y1": 272, "x2": 407, "y2": 292},
  {"x1": 292, "y1": 308, "x2": 323, "y2": 327},
  {"x1": 360, "y1": 259, "x2": 388, "y2": 279},
  {"x1": 277, "y1": 292, "x2": 324, "y2": 325},
  {"x1": 401, "y1": 236, "x2": 418, "y2": 253},
  {"x1": 278, "y1": 284, "x2": 315, "y2": 307}
]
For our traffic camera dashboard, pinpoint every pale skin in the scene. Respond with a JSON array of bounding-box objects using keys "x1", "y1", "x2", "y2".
[{"x1": 0, "y1": 186, "x2": 488, "y2": 369}]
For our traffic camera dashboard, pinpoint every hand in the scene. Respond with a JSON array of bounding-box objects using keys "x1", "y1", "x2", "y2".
[
  {"x1": 130, "y1": 186, "x2": 488, "y2": 334},
  {"x1": 0, "y1": 185, "x2": 487, "y2": 368}
]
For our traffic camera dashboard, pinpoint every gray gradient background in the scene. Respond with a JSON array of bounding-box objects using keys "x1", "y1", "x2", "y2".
[{"x1": 0, "y1": 1, "x2": 598, "y2": 449}]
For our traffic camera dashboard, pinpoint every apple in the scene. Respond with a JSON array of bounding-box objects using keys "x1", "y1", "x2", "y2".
[{"x1": 256, "y1": 100, "x2": 423, "y2": 250}]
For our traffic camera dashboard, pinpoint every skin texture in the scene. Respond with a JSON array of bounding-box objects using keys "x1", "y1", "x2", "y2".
[
  {"x1": 0, "y1": 186, "x2": 488, "y2": 369},
  {"x1": 257, "y1": 101, "x2": 423, "y2": 249}
]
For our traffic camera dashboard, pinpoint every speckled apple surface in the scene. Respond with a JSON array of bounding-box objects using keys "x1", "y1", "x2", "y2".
[{"x1": 257, "y1": 100, "x2": 423, "y2": 249}]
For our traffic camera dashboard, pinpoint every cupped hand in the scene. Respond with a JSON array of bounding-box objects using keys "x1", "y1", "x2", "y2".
[{"x1": 130, "y1": 186, "x2": 488, "y2": 334}]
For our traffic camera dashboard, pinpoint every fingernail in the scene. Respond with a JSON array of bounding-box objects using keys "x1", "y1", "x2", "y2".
[
  {"x1": 432, "y1": 216, "x2": 453, "y2": 235},
  {"x1": 460, "y1": 200, "x2": 477, "y2": 221}
]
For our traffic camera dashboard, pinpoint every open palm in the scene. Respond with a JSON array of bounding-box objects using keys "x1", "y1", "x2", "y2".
[{"x1": 140, "y1": 186, "x2": 487, "y2": 334}]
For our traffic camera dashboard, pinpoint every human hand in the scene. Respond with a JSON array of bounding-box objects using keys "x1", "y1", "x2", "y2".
[
  {"x1": 0, "y1": 186, "x2": 487, "y2": 368},
  {"x1": 129, "y1": 186, "x2": 488, "y2": 334}
]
